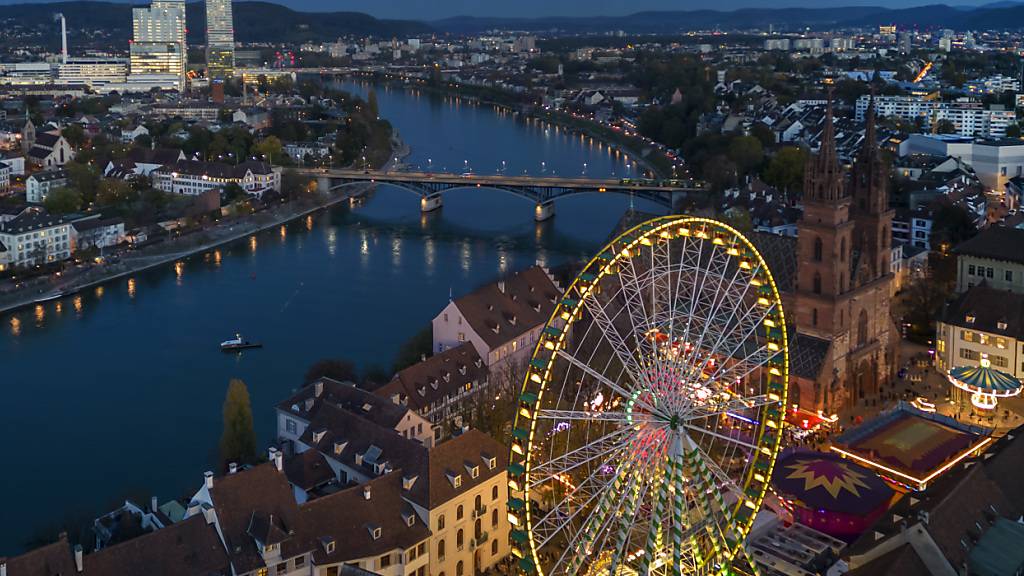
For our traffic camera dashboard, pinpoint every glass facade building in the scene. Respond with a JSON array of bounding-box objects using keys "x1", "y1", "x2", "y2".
[
  {"x1": 206, "y1": 0, "x2": 234, "y2": 79},
  {"x1": 130, "y1": 0, "x2": 187, "y2": 90}
]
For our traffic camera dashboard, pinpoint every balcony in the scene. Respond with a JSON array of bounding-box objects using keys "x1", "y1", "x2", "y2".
[{"x1": 470, "y1": 532, "x2": 489, "y2": 550}]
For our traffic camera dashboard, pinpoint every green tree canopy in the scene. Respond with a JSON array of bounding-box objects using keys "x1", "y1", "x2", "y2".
[
  {"x1": 252, "y1": 136, "x2": 284, "y2": 164},
  {"x1": 95, "y1": 179, "x2": 137, "y2": 207},
  {"x1": 763, "y1": 146, "x2": 808, "y2": 192},
  {"x1": 62, "y1": 124, "x2": 87, "y2": 148},
  {"x1": 367, "y1": 89, "x2": 380, "y2": 119},
  {"x1": 219, "y1": 379, "x2": 258, "y2": 468},
  {"x1": 42, "y1": 187, "x2": 82, "y2": 214},
  {"x1": 728, "y1": 135, "x2": 764, "y2": 176},
  {"x1": 930, "y1": 203, "x2": 978, "y2": 251}
]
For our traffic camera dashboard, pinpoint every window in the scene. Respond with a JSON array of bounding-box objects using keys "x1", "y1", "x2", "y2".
[
  {"x1": 457, "y1": 529, "x2": 465, "y2": 550},
  {"x1": 457, "y1": 332, "x2": 466, "y2": 342},
  {"x1": 457, "y1": 505, "x2": 464, "y2": 520},
  {"x1": 295, "y1": 557, "x2": 305, "y2": 568},
  {"x1": 285, "y1": 419, "x2": 297, "y2": 434},
  {"x1": 813, "y1": 273, "x2": 822, "y2": 295},
  {"x1": 1007, "y1": 270, "x2": 1014, "y2": 282},
  {"x1": 276, "y1": 563, "x2": 287, "y2": 574},
  {"x1": 438, "y1": 515, "x2": 445, "y2": 530},
  {"x1": 492, "y1": 485, "x2": 499, "y2": 500},
  {"x1": 475, "y1": 495, "x2": 482, "y2": 510},
  {"x1": 257, "y1": 570, "x2": 268, "y2": 576},
  {"x1": 992, "y1": 355, "x2": 1009, "y2": 368},
  {"x1": 960, "y1": 348, "x2": 980, "y2": 361},
  {"x1": 380, "y1": 554, "x2": 391, "y2": 568},
  {"x1": 812, "y1": 308, "x2": 818, "y2": 327},
  {"x1": 417, "y1": 542, "x2": 426, "y2": 555},
  {"x1": 813, "y1": 237, "x2": 822, "y2": 261},
  {"x1": 438, "y1": 539, "x2": 446, "y2": 560},
  {"x1": 840, "y1": 237, "x2": 846, "y2": 262},
  {"x1": 987, "y1": 267, "x2": 994, "y2": 279},
  {"x1": 492, "y1": 508, "x2": 498, "y2": 527},
  {"x1": 492, "y1": 539, "x2": 499, "y2": 555},
  {"x1": 457, "y1": 561, "x2": 465, "y2": 576}
]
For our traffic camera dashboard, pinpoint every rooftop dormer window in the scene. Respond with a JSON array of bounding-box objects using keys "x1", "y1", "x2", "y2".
[{"x1": 966, "y1": 314, "x2": 976, "y2": 324}]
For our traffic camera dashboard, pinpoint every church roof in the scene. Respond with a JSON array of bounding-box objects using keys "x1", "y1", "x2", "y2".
[{"x1": 790, "y1": 332, "x2": 831, "y2": 380}]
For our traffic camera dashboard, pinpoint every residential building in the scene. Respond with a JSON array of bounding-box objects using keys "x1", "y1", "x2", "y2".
[
  {"x1": 375, "y1": 343, "x2": 489, "y2": 442},
  {"x1": 953, "y1": 227, "x2": 1024, "y2": 294},
  {"x1": 121, "y1": 124, "x2": 149, "y2": 143},
  {"x1": 284, "y1": 141, "x2": 330, "y2": 162},
  {"x1": 277, "y1": 377, "x2": 433, "y2": 450},
  {"x1": 72, "y1": 216, "x2": 126, "y2": 250},
  {"x1": 233, "y1": 107, "x2": 272, "y2": 131},
  {"x1": 432, "y1": 265, "x2": 560, "y2": 369},
  {"x1": 935, "y1": 284, "x2": 1024, "y2": 378},
  {"x1": 130, "y1": 0, "x2": 187, "y2": 91},
  {"x1": 104, "y1": 148, "x2": 185, "y2": 178},
  {"x1": 26, "y1": 132, "x2": 73, "y2": 168},
  {"x1": 152, "y1": 159, "x2": 280, "y2": 197},
  {"x1": 148, "y1": 103, "x2": 220, "y2": 121},
  {"x1": 205, "y1": 0, "x2": 235, "y2": 79},
  {"x1": 0, "y1": 160, "x2": 10, "y2": 192},
  {"x1": 858, "y1": 95, "x2": 1015, "y2": 138},
  {"x1": 0, "y1": 208, "x2": 73, "y2": 270},
  {"x1": 25, "y1": 168, "x2": 67, "y2": 203}
]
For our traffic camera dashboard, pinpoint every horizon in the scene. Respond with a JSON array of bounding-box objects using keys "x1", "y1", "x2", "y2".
[{"x1": 0, "y1": 0, "x2": 1011, "y2": 20}]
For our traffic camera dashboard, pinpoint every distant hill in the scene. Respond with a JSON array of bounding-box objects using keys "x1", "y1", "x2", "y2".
[
  {"x1": 3, "y1": 1, "x2": 430, "y2": 46},
  {"x1": 432, "y1": 3, "x2": 1024, "y2": 32}
]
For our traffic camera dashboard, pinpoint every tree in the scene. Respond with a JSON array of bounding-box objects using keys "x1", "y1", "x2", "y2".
[
  {"x1": 1007, "y1": 124, "x2": 1022, "y2": 138},
  {"x1": 763, "y1": 146, "x2": 807, "y2": 192},
  {"x1": 95, "y1": 179, "x2": 137, "y2": 207},
  {"x1": 934, "y1": 119, "x2": 957, "y2": 134},
  {"x1": 897, "y1": 277, "x2": 951, "y2": 344},
  {"x1": 930, "y1": 203, "x2": 978, "y2": 252},
  {"x1": 65, "y1": 162, "x2": 100, "y2": 202},
  {"x1": 280, "y1": 168, "x2": 306, "y2": 199},
  {"x1": 220, "y1": 379, "x2": 258, "y2": 468},
  {"x1": 304, "y1": 359, "x2": 357, "y2": 384},
  {"x1": 252, "y1": 136, "x2": 283, "y2": 165},
  {"x1": 62, "y1": 124, "x2": 87, "y2": 149},
  {"x1": 728, "y1": 135, "x2": 764, "y2": 176},
  {"x1": 392, "y1": 326, "x2": 433, "y2": 373},
  {"x1": 367, "y1": 89, "x2": 380, "y2": 119},
  {"x1": 42, "y1": 187, "x2": 82, "y2": 214}
]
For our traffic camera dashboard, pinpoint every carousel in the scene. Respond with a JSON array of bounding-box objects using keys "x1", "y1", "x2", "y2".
[{"x1": 948, "y1": 355, "x2": 1022, "y2": 412}]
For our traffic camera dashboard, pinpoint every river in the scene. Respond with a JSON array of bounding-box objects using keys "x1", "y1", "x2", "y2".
[{"x1": 0, "y1": 79, "x2": 665, "y2": 553}]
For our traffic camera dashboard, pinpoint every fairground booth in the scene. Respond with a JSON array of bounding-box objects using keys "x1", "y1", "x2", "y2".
[
  {"x1": 830, "y1": 402, "x2": 992, "y2": 491},
  {"x1": 772, "y1": 450, "x2": 895, "y2": 539},
  {"x1": 948, "y1": 355, "x2": 1023, "y2": 413}
]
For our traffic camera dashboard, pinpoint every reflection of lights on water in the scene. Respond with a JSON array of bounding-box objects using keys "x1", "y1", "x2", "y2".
[
  {"x1": 424, "y1": 237, "x2": 435, "y2": 272},
  {"x1": 214, "y1": 250, "x2": 222, "y2": 266},
  {"x1": 34, "y1": 304, "x2": 44, "y2": 325},
  {"x1": 279, "y1": 225, "x2": 287, "y2": 240},
  {"x1": 73, "y1": 295, "x2": 82, "y2": 315},
  {"x1": 391, "y1": 235, "x2": 401, "y2": 268},
  {"x1": 327, "y1": 228, "x2": 337, "y2": 257},
  {"x1": 10, "y1": 316, "x2": 20, "y2": 336},
  {"x1": 497, "y1": 249, "x2": 509, "y2": 274},
  {"x1": 305, "y1": 215, "x2": 314, "y2": 231},
  {"x1": 55, "y1": 302, "x2": 62, "y2": 315},
  {"x1": 249, "y1": 236, "x2": 257, "y2": 252},
  {"x1": 95, "y1": 286, "x2": 104, "y2": 298},
  {"x1": 174, "y1": 261, "x2": 184, "y2": 283},
  {"x1": 460, "y1": 241, "x2": 471, "y2": 273},
  {"x1": 127, "y1": 278, "x2": 136, "y2": 298}
]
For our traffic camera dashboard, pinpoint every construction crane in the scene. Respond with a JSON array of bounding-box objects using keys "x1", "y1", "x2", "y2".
[{"x1": 913, "y1": 61, "x2": 933, "y2": 84}]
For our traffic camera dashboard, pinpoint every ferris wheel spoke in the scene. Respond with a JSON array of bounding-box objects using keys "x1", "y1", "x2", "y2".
[
  {"x1": 535, "y1": 409, "x2": 654, "y2": 423},
  {"x1": 581, "y1": 293, "x2": 650, "y2": 390},
  {"x1": 683, "y1": 423, "x2": 760, "y2": 452},
  {"x1": 556, "y1": 349, "x2": 659, "y2": 414},
  {"x1": 681, "y1": 394, "x2": 778, "y2": 422},
  {"x1": 703, "y1": 344, "x2": 772, "y2": 389},
  {"x1": 531, "y1": 425, "x2": 637, "y2": 484},
  {"x1": 686, "y1": 438, "x2": 745, "y2": 498}
]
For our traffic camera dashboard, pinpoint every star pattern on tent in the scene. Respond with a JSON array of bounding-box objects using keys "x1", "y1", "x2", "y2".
[{"x1": 785, "y1": 459, "x2": 871, "y2": 499}]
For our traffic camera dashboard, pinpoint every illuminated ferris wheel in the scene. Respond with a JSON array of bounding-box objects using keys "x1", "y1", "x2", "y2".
[{"x1": 507, "y1": 216, "x2": 789, "y2": 576}]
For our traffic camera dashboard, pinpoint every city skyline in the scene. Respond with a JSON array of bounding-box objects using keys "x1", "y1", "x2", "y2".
[{"x1": 0, "y1": 0, "x2": 1015, "y2": 19}]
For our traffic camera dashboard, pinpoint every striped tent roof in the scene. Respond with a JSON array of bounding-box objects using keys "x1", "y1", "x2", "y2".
[{"x1": 949, "y1": 364, "x2": 1022, "y2": 395}]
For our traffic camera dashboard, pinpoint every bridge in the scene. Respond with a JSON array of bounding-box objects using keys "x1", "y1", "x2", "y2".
[{"x1": 298, "y1": 169, "x2": 706, "y2": 221}]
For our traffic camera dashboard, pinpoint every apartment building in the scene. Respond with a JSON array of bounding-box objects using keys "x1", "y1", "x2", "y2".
[{"x1": 857, "y1": 95, "x2": 1014, "y2": 138}]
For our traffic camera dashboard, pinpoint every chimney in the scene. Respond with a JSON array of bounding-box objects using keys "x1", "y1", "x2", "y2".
[
  {"x1": 73, "y1": 545, "x2": 82, "y2": 573},
  {"x1": 228, "y1": 462, "x2": 238, "y2": 474},
  {"x1": 1, "y1": 558, "x2": 7, "y2": 576},
  {"x1": 274, "y1": 450, "x2": 283, "y2": 472},
  {"x1": 204, "y1": 471, "x2": 214, "y2": 489},
  {"x1": 497, "y1": 280, "x2": 505, "y2": 293},
  {"x1": 150, "y1": 496, "x2": 158, "y2": 514},
  {"x1": 363, "y1": 485, "x2": 372, "y2": 500},
  {"x1": 314, "y1": 380, "x2": 324, "y2": 397},
  {"x1": 420, "y1": 353, "x2": 427, "y2": 362},
  {"x1": 202, "y1": 502, "x2": 217, "y2": 525},
  {"x1": 268, "y1": 446, "x2": 278, "y2": 464}
]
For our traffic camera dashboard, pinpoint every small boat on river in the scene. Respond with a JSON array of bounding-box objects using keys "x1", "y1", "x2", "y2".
[{"x1": 220, "y1": 334, "x2": 262, "y2": 351}]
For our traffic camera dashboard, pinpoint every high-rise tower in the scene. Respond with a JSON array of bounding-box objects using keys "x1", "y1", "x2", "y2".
[
  {"x1": 130, "y1": 0, "x2": 187, "y2": 90},
  {"x1": 205, "y1": 0, "x2": 234, "y2": 79}
]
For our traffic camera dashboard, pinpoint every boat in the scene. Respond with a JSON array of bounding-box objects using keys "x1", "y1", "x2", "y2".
[{"x1": 220, "y1": 334, "x2": 262, "y2": 352}]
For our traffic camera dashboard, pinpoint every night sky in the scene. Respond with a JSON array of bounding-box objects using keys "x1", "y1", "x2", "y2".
[{"x1": 0, "y1": 0, "x2": 1011, "y2": 19}]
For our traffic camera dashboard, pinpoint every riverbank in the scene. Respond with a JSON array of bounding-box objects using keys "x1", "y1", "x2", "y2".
[{"x1": 345, "y1": 72, "x2": 673, "y2": 179}]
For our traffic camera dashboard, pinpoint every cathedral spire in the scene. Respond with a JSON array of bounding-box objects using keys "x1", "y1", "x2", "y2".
[{"x1": 803, "y1": 90, "x2": 845, "y2": 204}]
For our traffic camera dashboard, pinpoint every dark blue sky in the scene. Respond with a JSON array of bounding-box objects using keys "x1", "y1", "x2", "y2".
[{"x1": 0, "y1": 0, "x2": 1007, "y2": 19}]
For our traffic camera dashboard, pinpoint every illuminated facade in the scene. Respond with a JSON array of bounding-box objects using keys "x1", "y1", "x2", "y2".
[
  {"x1": 130, "y1": 0, "x2": 187, "y2": 91},
  {"x1": 205, "y1": 0, "x2": 234, "y2": 79},
  {"x1": 57, "y1": 58, "x2": 128, "y2": 89}
]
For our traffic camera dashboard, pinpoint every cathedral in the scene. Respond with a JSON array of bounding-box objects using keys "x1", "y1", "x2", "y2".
[{"x1": 762, "y1": 97, "x2": 899, "y2": 415}]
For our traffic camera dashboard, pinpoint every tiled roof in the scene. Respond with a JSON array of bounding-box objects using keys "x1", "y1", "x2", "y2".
[
  {"x1": 155, "y1": 159, "x2": 274, "y2": 179},
  {"x1": 0, "y1": 209, "x2": 68, "y2": 234},
  {"x1": 940, "y1": 284, "x2": 1024, "y2": 339},
  {"x1": 283, "y1": 449, "x2": 335, "y2": 492},
  {"x1": 2, "y1": 534, "x2": 76, "y2": 576},
  {"x1": 952, "y1": 226, "x2": 1024, "y2": 265},
  {"x1": 33, "y1": 132, "x2": 60, "y2": 148},
  {"x1": 27, "y1": 168, "x2": 66, "y2": 183},
  {"x1": 375, "y1": 343, "x2": 486, "y2": 413},
  {"x1": 82, "y1": 515, "x2": 230, "y2": 576},
  {"x1": 127, "y1": 148, "x2": 184, "y2": 166},
  {"x1": 453, "y1": 266, "x2": 559, "y2": 350},
  {"x1": 749, "y1": 231, "x2": 798, "y2": 293},
  {"x1": 423, "y1": 429, "x2": 507, "y2": 509},
  {"x1": 208, "y1": 463, "x2": 312, "y2": 573},
  {"x1": 279, "y1": 378, "x2": 411, "y2": 431},
  {"x1": 789, "y1": 332, "x2": 830, "y2": 380},
  {"x1": 297, "y1": 472, "x2": 430, "y2": 565}
]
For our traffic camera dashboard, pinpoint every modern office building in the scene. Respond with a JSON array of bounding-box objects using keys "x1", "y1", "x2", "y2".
[
  {"x1": 856, "y1": 95, "x2": 1015, "y2": 139},
  {"x1": 57, "y1": 57, "x2": 128, "y2": 89},
  {"x1": 205, "y1": 0, "x2": 234, "y2": 79},
  {"x1": 130, "y1": 0, "x2": 187, "y2": 91}
]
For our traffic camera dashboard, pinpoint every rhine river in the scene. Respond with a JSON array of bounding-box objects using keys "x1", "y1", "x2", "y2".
[{"x1": 0, "y1": 80, "x2": 664, "y2": 552}]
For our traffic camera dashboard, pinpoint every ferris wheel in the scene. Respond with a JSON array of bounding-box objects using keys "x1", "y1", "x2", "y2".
[{"x1": 507, "y1": 216, "x2": 789, "y2": 576}]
